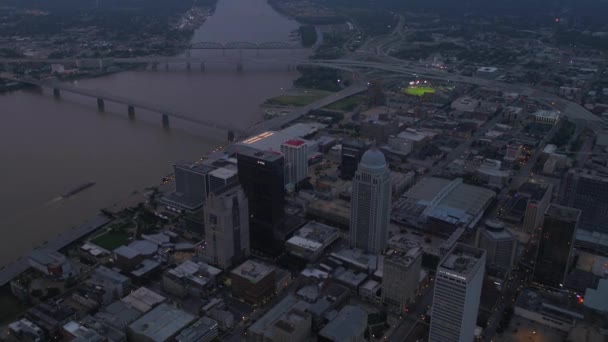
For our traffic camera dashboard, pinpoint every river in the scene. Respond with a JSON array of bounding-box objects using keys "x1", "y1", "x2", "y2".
[{"x1": 0, "y1": 0, "x2": 301, "y2": 266}]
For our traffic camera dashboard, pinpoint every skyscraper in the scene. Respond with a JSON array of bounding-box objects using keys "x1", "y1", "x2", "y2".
[
  {"x1": 561, "y1": 169, "x2": 608, "y2": 234},
  {"x1": 280, "y1": 139, "x2": 309, "y2": 187},
  {"x1": 478, "y1": 220, "x2": 517, "y2": 273},
  {"x1": 207, "y1": 167, "x2": 238, "y2": 194},
  {"x1": 429, "y1": 244, "x2": 486, "y2": 342},
  {"x1": 340, "y1": 139, "x2": 368, "y2": 180},
  {"x1": 203, "y1": 184, "x2": 250, "y2": 270},
  {"x1": 237, "y1": 149, "x2": 285, "y2": 255},
  {"x1": 382, "y1": 246, "x2": 422, "y2": 314},
  {"x1": 161, "y1": 161, "x2": 214, "y2": 211},
  {"x1": 532, "y1": 204, "x2": 580, "y2": 289},
  {"x1": 350, "y1": 149, "x2": 391, "y2": 254}
]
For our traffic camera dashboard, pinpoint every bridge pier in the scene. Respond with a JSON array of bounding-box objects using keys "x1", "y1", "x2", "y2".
[
  {"x1": 97, "y1": 98, "x2": 105, "y2": 111},
  {"x1": 186, "y1": 62, "x2": 191, "y2": 70},
  {"x1": 227, "y1": 130, "x2": 235, "y2": 142},
  {"x1": 53, "y1": 88, "x2": 60, "y2": 98},
  {"x1": 162, "y1": 114, "x2": 170, "y2": 128},
  {"x1": 165, "y1": 63, "x2": 169, "y2": 71},
  {"x1": 200, "y1": 62, "x2": 205, "y2": 72},
  {"x1": 236, "y1": 63, "x2": 243, "y2": 73},
  {"x1": 128, "y1": 105, "x2": 135, "y2": 119},
  {"x1": 151, "y1": 63, "x2": 158, "y2": 71}
]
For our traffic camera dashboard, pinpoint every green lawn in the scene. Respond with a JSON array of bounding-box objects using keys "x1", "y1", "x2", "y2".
[
  {"x1": 404, "y1": 86, "x2": 436, "y2": 97},
  {"x1": 325, "y1": 94, "x2": 366, "y2": 111},
  {"x1": 266, "y1": 94, "x2": 326, "y2": 107},
  {"x1": 91, "y1": 230, "x2": 130, "y2": 250}
]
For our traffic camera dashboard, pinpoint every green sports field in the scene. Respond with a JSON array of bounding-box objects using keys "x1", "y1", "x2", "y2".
[{"x1": 404, "y1": 86, "x2": 436, "y2": 96}]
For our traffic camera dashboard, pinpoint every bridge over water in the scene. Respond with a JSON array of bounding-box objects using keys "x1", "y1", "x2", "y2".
[{"x1": 0, "y1": 72, "x2": 246, "y2": 137}]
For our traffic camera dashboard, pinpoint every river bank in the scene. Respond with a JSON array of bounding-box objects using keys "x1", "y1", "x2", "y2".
[{"x1": 0, "y1": 0, "x2": 301, "y2": 268}]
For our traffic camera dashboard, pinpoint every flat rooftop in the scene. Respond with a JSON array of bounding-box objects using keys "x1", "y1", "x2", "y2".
[
  {"x1": 518, "y1": 181, "x2": 551, "y2": 202},
  {"x1": 174, "y1": 161, "x2": 215, "y2": 175},
  {"x1": 236, "y1": 147, "x2": 284, "y2": 162},
  {"x1": 121, "y1": 287, "x2": 166, "y2": 313},
  {"x1": 286, "y1": 221, "x2": 339, "y2": 251},
  {"x1": 546, "y1": 204, "x2": 581, "y2": 222},
  {"x1": 385, "y1": 247, "x2": 422, "y2": 268},
  {"x1": 319, "y1": 305, "x2": 367, "y2": 341},
  {"x1": 128, "y1": 303, "x2": 195, "y2": 341},
  {"x1": 440, "y1": 243, "x2": 485, "y2": 277},
  {"x1": 167, "y1": 260, "x2": 221, "y2": 287},
  {"x1": 231, "y1": 259, "x2": 275, "y2": 283},
  {"x1": 208, "y1": 167, "x2": 237, "y2": 180}
]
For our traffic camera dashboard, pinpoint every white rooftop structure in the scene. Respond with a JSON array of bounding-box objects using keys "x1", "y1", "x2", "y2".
[
  {"x1": 231, "y1": 260, "x2": 275, "y2": 283},
  {"x1": 208, "y1": 167, "x2": 237, "y2": 180},
  {"x1": 168, "y1": 260, "x2": 221, "y2": 287},
  {"x1": 286, "y1": 221, "x2": 339, "y2": 258}
]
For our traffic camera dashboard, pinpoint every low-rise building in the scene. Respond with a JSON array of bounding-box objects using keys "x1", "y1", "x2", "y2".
[
  {"x1": 533, "y1": 110, "x2": 561, "y2": 125},
  {"x1": 514, "y1": 289, "x2": 584, "y2": 332},
  {"x1": 162, "y1": 260, "x2": 221, "y2": 298},
  {"x1": 8, "y1": 319, "x2": 44, "y2": 342},
  {"x1": 127, "y1": 303, "x2": 196, "y2": 342},
  {"x1": 89, "y1": 265, "x2": 131, "y2": 299},
  {"x1": 175, "y1": 317, "x2": 219, "y2": 342},
  {"x1": 318, "y1": 305, "x2": 367, "y2": 342},
  {"x1": 28, "y1": 249, "x2": 78, "y2": 279},
  {"x1": 285, "y1": 221, "x2": 339, "y2": 261},
  {"x1": 26, "y1": 301, "x2": 77, "y2": 337},
  {"x1": 231, "y1": 259, "x2": 276, "y2": 304},
  {"x1": 62, "y1": 321, "x2": 104, "y2": 341},
  {"x1": 246, "y1": 295, "x2": 311, "y2": 342},
  {"x1": 95, "y1": 300, "x2": 143, "y2": 332},
  {"x1": 121, "y1": 287, "x2": 166, "y2": 313},
  {"x1": 475, "y1": 67, "x2": 499, "y2": 80}
]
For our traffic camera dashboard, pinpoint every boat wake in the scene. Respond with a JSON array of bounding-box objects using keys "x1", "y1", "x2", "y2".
[{"x1": 44, "y1": 197, "x2": 64, "y2": 206}]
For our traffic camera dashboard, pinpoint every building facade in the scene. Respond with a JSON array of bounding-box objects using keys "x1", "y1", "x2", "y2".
[
  {"x1": 237, "y1": 149, "x2": 285, "y2": 255},
  {"x1": 350, "y1": 149, "x2": 392, "y2": 254},
  {"x1": 479, "y1": 220, "x2": 517, "y2": 272},
  {"x1": 281, "y1": 139, "x2": 309, "y2": 187},
  {"x1": 533, "y1": 204, "x2": 580, "y2": 289},
  {"x1": 340, "y1": 139, "x2": 368, "y2": 180},
  {"x1": 561, "y1": 169, "x2": 608, "y2": 234},
  {"x1": 382, "y1": 247, "x2": 422, "y2": 313},
  {"x1": 203, "y1": 184, "x2": 250, "y2": 270},
  {"x1": 207, "y1": 167, "x2": 238, "y2": 194},
  {"x1": 429, "y1": 244, "x2": 486, "y2": 342},
  {"x1": 230, "y1": 260, "x2": 276, "y2": 304},
  {"x1": 162, "y1": 161, "x2": 214, "y2": 211}
]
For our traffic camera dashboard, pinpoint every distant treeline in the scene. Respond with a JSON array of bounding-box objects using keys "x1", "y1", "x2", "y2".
[
  {"x1": 299, "y1": 25, "x2": 317, "y2": 47},
  {"x1": 1, "y1": 0, "x2": 216, "y2": 14},
  {"x1": 319, "y1": 0, "x2": 608, "y2": 25}
]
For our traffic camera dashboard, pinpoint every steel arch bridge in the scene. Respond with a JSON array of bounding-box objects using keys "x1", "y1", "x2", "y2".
[{"x1": 188, "y1": 41, "x2": 300, "y2": 50}]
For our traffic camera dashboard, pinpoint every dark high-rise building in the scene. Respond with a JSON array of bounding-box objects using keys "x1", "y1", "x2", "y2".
[
  {"x1": 237, "y1": 149, "x2": 285, "y2": 255},
  {"x1": 532, "y1": 204, "x2": 580, "y2": 289},
  {"x1": 340, "y1": 139, "x2": 369, "y2": 180},
  {"x1": 561, "y1": 169, "x2": 608, "y2": 234}
]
